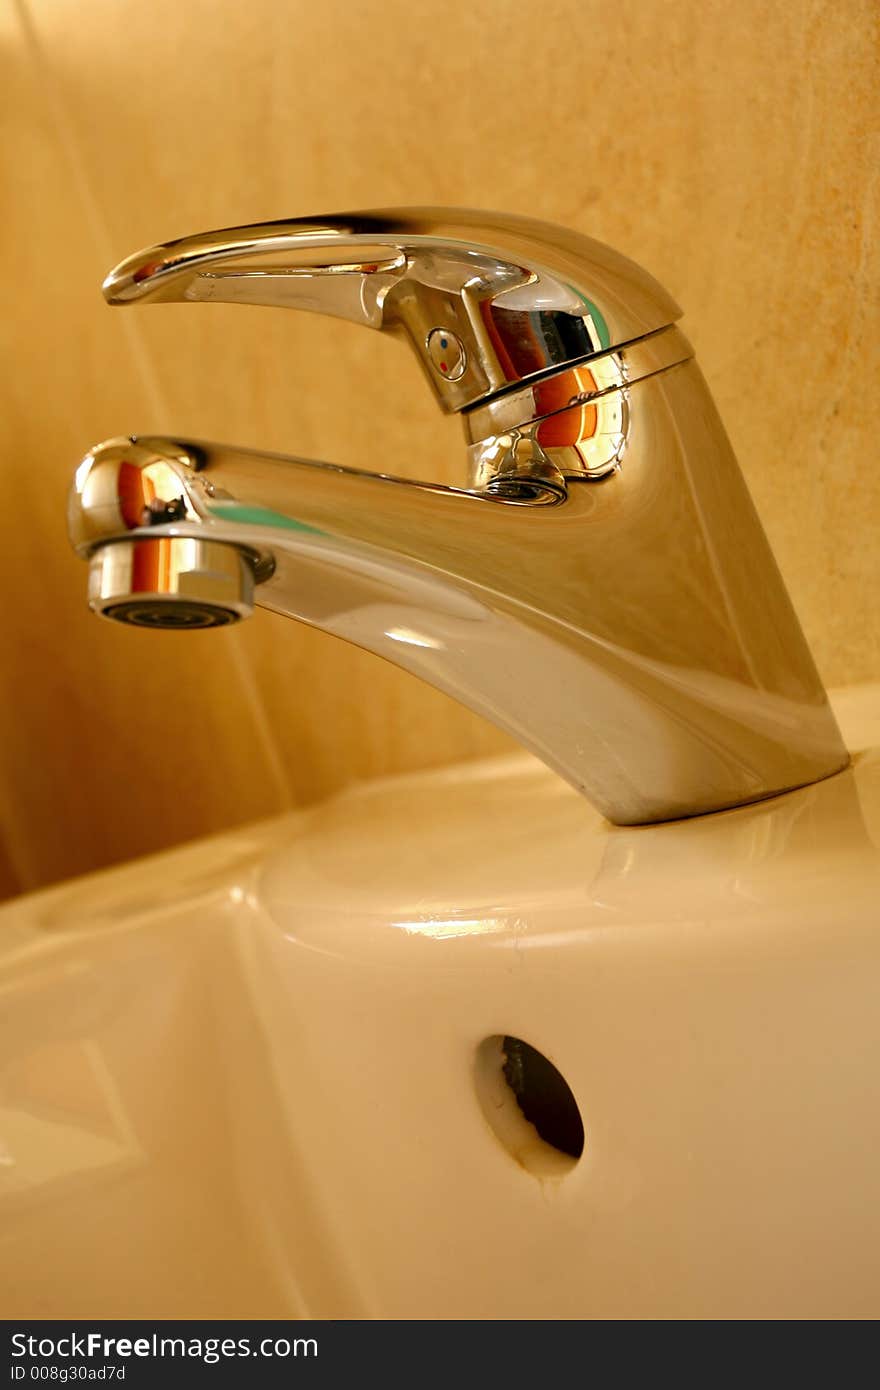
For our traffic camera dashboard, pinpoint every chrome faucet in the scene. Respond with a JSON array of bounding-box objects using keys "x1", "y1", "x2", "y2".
[{"x1": 68, "y1": 209, "x2": 848, "y2": 825}]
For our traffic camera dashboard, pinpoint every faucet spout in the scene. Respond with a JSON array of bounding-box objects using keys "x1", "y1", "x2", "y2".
[{"x1": 69, "y1": 366, "x2": 848, "y2": 826}]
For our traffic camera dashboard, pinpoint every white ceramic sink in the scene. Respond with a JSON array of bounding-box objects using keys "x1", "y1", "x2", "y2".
[{"x1": 2, "y1": 685, "x2": 879, "y2": 1319}]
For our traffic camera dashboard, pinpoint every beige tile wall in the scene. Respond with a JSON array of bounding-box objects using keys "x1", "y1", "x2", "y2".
[{"x1": 1, "y1": 0, "x2": 877, "y2": 898}]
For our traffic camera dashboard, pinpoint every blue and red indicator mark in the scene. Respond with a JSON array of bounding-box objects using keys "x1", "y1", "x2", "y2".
[{"x1": 428, "y1": 327, "x2": 463, "y2": 378}]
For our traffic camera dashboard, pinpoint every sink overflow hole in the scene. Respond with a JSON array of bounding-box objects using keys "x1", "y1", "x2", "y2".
[{"x1": 474, "y1": 1035, "x2": 584, "y2": 1177}]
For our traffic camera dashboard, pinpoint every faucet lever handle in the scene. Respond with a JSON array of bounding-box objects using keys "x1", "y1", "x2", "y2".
[{"x1": 103, "y1": 208, "x2": 681, "y2": 412}]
